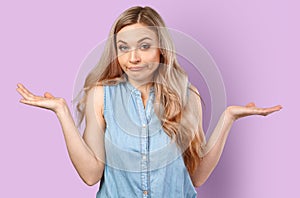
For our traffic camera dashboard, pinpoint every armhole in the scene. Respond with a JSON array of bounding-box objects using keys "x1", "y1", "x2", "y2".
[{"x1": 103, "y1": 85, "x2": 107, "y2": 113}]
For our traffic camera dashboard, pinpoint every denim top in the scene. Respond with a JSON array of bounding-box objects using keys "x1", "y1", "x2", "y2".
[{"x1": 96, "y1": 81, "x2": 197, "y2": 198}]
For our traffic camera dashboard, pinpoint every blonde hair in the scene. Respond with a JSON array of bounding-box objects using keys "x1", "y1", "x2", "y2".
[{"x1": 76, "y1": 6, "x2": 205, "y2": 175}]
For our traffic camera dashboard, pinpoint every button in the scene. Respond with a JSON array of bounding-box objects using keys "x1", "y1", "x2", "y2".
[
  {"x1": 143, "y1": 190, "x2": 148, "y2": 195},
  {"x1": 142, "y1": 154, "x2": 147, "y2": 160}
]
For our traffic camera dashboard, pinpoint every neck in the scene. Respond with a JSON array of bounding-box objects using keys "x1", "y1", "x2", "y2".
[{"x1": 128, "y1": 79, "x2": 153, "y2": 96}]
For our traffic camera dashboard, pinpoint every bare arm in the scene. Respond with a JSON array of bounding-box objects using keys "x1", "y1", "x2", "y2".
[
  {"x1": 16, "y1": 83, "x2": 105, "y2": 186},
  {"x1": 188, "y1": 86, "x2": 282, "y2": 187}
]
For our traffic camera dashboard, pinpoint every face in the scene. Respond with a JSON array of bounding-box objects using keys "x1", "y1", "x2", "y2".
[{"x1": 116, "y1": 23, "x2": 161, "y2": 86}]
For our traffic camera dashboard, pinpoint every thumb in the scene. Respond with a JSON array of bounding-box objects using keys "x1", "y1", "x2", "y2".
[
  {"x1": 44, "y1": 92, "x2": 54, "y2": 98},
  {"x1": 245, "y1": 102, "x2": 256, "y2": 107}
]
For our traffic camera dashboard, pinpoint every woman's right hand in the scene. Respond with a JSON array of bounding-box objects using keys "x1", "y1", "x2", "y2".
[{"x1": 16, "y1": 83, "x2": 67, "y2": 114}]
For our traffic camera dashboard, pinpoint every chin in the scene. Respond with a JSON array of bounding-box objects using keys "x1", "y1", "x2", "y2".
[{"x1": 129, "y1": 75, "x2": 154, "y2": 84}]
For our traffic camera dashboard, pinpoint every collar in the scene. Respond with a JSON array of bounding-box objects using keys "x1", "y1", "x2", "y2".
[{"x1": 124, "y1": 77, "x2": 155, "y2": 97}]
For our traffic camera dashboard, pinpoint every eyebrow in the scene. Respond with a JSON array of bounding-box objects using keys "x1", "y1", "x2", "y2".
[{"x1": 117, "y1": 37, "x2": 153, "y2": 44}]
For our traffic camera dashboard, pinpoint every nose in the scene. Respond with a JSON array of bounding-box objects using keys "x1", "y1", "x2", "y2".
[{"x1": 129, "y1": 49, "x2": 141, "y2": 64}]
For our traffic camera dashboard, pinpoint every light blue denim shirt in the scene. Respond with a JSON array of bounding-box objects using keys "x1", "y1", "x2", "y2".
[{"x1": 96, "y1": 81, "x2": 197, "y2": 198}]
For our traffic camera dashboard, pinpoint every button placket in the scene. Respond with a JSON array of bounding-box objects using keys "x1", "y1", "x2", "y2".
[{"x1": 136, "y1": 92, "x2": 150, "y2": 197}]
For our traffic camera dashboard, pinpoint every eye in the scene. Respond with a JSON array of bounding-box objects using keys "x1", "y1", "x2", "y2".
[
  {"x1": 118, "y1": 45, "x2": 129, "y2": 52},
  {"x1": 139, "y1": 43, "x2": 151, "y2": 50}
]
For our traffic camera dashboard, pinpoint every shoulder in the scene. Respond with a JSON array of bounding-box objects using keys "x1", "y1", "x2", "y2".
[
  {"x1": 188, "y1": 84, "x2": 200, "y2": 98},
  {"x1": 187, "y1": 84, "x2": 202, "y2": 109},
  {"x1": 86, "y1": 85, "x2": 104, "y2": 101},
  {"x1": 86, "y1": 85, "x2": 104, "y2": 116}
]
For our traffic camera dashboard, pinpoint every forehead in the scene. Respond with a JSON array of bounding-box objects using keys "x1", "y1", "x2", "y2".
[{"x1": 116, "y1": 23, "x2": 158, "y2": 43}]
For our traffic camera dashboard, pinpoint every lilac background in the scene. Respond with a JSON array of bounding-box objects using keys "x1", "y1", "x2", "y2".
[{"x1": 1, "y1": 0, "x2": 298, "y2": 197}]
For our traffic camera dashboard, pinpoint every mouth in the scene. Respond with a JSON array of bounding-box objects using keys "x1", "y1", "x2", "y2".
[{"x1": 126, "y1": 66, "x2": 146, "y2": 71}]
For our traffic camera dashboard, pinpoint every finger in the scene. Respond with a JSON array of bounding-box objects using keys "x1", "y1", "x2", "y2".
[
  {"x1": 274, "y1": 105, "x2": 283, "y2": 110},
  {"x1": 16, "y1": 87, "x2": 39, "y2": 101},
  {"x1": 17, "y1": 83, "x2": 24, "y2": 88},
  {"x1": 19, "y1": 98, "x2": 51, "y2": 109},
  {"x1": 16, "y1": 87, "x2": 33, "y2": 100},
  {"x1": 17, "y1": 83, "x2": 36, "y2": 99},
  {"x1": 18, "y1": 84, "x2": 47, "y2": 102},
  {"x1": 256, "y1": 105, "x2": 282, "y2": 116},
  {"x1": 266, "y1": 105, "x2": 283, "y2": 113},
  {"x1": 19, "y1": 98, "x2": 41, "y2": 106},
  {"x1": 16, "y1": 85, "x2": 33, "y2": 99},
  {"x1": 245, "y1": 102, "x2": 256, "y2": 107},
  {"x1": 262, "y1": 105, "x2": 282, "y2": 112}
]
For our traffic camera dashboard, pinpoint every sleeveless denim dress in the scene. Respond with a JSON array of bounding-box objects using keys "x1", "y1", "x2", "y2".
[{"x1": 96, "y1": 81, "x2": 197, "y2": 198}]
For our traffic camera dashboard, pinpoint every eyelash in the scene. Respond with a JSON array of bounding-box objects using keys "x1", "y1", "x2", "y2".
[
  {"x1": 140, "y1": 44, "x2": 150, "y2": 50},
  {"x1": 118, "y1": 44, "x2": 151, "y2": 52},
  {"x1": 118, "y1": 45, "x2": 129, "y2": 52}
]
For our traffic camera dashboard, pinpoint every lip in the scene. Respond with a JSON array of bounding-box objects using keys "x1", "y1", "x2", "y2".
[{"x1": 127, "y1": 66, "x2": 145, "y2": 71}]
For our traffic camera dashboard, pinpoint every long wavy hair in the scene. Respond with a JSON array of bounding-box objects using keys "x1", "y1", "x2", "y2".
[{"x1": 76, "y1": 6, "x2": 205, "y2": 175}]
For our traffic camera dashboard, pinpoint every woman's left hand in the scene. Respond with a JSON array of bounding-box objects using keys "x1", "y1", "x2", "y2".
[{"x1": 226, "y1": 102, "x2": 282, "y2": 121}]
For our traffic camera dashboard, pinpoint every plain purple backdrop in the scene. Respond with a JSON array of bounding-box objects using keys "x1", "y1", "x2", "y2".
[{"x1": 1, "y1": 0, "x2": 299, "y2": 197}]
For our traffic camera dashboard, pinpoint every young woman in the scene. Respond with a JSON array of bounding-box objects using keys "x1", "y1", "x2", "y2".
[{"x1": 16, "y1": 6, "x2": 282, "y2": 198}]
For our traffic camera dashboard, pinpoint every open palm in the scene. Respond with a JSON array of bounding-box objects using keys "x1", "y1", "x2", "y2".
[
  {"x1": 16, "y1": 83, "x2": 66, "y2": 113},
  {"x1": 226, "y1": 102, "x2": 282, "y2": 121}
]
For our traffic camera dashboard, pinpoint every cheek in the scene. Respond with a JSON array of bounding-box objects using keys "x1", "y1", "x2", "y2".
[
  {"x1": 117, "y1": 55, "x2": 126, "y2": 67},
  {"x1": 143, "y1": 50, "x2": 160, "y2": 63}
]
